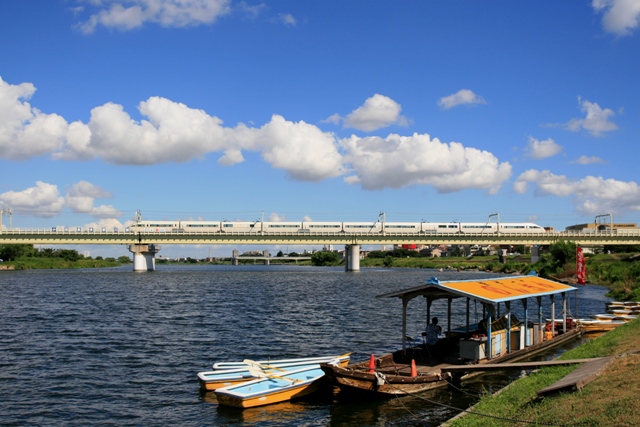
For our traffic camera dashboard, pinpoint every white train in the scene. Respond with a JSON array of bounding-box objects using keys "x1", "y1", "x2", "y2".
[{"x1": 129, "y1": 220, "x2": 546, "y2": 234}]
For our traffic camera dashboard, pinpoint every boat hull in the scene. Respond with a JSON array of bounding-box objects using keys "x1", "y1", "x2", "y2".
[
  {"x1": 214, "y1": 366, "x2": 327, "y2": 408},
  {"x1": 199, "y1": 353, "x2": 350, "y2": 392},
  {"x1": 320, "y1": 364, "x2": 448, "y2": 396}
]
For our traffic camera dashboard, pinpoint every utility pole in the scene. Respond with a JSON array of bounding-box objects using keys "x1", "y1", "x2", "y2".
[{"x1": 0, "y1": 209, "x2": 12, "y2": 232}]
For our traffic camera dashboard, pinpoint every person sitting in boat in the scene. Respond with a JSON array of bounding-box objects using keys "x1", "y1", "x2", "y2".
[{"x1": 423, "y1": 317, "x2": 442, "y2": 353}]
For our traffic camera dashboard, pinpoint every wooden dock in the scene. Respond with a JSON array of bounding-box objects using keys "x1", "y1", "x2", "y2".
[
  {"x1": 440, "y1": 358, "x2": 603, "y2": 374},
  {"x1": 536, "y1": 356, "x2": 615, "y2": 396}
]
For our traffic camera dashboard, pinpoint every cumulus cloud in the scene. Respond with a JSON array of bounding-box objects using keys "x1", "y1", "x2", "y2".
[
  {"x1": 572, "y1": 155, "x2": 606, "y2": 165},
  {"x1": 0, "y1": 77, "x2": 70, "y2": 160},
  {"x1": 75, "y1": 0, "x2": 231, "y2": 33},
  {"x1": 2, "y1": 77, "x2": 520, "y2": 195},
  {"x1": 592, "y1": 0, "x2": 640, "y2": 36},
  {"x1": 341, "y1": 133, "x2": 512, "y2": 193},
  {"x1": 525, "y1": 137, "x2": 563, "y2": 160},
  {"x1": 0, "y1": 180, "x2": 122, "y2": 219},
  {"x1": 246, "y1": 115, "x2": 345, "y2": 181},
  {"x1": 339, "y1": 94, "x2": 409, "y2": 132},
  {"x1": 65, "y1": 181, "x2": 122, "y2": 218},
  {"x1": 268, "y1": 212, "x2": 286, "y2": 222},
  {"x1": 438, "y1": 89, "x2": 486, "y2": 110},
  {"x1": 564, "y1": 97, "x2": 618, "y2": 136},
  {"x1": 0, "y1": 181, "x2": 65, "y2": 217},
  {"x1": 514, "y1": 169, "x2": 640, "y2": 215}
]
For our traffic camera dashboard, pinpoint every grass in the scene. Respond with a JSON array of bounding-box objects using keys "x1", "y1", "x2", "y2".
[
  {"x1": 446, "y1": 319, "x2": 640, "y2": 427},
  {"x1": 5, "y1": 257, "x2": 122, "y2": 270}
]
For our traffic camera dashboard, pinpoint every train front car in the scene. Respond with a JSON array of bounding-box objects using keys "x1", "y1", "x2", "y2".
[{"x1": 499, "y1": 223, "x2": 546, "y2": 233}]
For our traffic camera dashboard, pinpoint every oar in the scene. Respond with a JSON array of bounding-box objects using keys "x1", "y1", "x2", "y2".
[
  {"x1": 246, "y1": 366, "x2": 297, "y2": 382},
  {"x1": 242, "y1": 359, "x2": 287, "y2": 372}
]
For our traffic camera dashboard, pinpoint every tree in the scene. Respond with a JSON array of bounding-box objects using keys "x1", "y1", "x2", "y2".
[
  {"x1": 311, "y1": 251, "x2": 340, "y2": 266},
  {"x1": 0, "y1": 244, "x2": 37, "y2": 261},
  {"x1": 276, "y1": 250, "x2": 284, "y2": 257},
  {"x1": 118, "y1": 256, "x2": 131, "y2": 263},
  {"x1": 383, "y1": 255, "x2": 394, "y2": 268}
]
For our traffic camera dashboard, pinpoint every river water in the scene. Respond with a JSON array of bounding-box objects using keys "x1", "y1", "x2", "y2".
[{"x1": 0, "y1": 265, "x2": 612, "y2": 426}]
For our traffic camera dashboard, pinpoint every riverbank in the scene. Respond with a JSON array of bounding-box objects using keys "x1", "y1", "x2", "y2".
[{"x1": 445, "y1": 318, "x2": 640, "y2": 427}]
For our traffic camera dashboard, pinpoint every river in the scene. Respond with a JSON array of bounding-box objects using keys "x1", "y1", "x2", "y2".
[{"x1": 0, "y1": 265, "x2": 612, "y2": 426}]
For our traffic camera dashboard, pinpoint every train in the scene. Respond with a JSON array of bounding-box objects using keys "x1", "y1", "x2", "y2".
[{"x1": 129, "y1": 220, "x2": 547, "y2": 234}]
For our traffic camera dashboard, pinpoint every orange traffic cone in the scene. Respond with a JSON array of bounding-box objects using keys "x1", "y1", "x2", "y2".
[
  {"x1": 368, "y1": 354, "x2": 375, "y2": 373},
  {"x1": 410, "y1": 359, "x2": 417, "y2": 377}
]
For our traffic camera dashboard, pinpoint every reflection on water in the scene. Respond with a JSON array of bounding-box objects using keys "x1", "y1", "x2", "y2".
[{"x1": 0, "y1": 265, "x2": 611, "y2": 426}]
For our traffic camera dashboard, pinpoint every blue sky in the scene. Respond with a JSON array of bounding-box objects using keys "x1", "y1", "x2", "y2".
[{"x1": 1, "y1": 1, "x2": 639, "y2": 258}]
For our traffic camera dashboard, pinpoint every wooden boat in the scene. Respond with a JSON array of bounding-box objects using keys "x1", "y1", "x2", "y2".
[
  {"x1": 576, "y1": 318, "x2": 626, "y2": 332},
  {"x1": 214, "y1": 365, "x2": 328, "y2": 408},
  {"x1": 198, "y1": 353, "x2": 350, "y2": 392},
  {"x1": 322, "y1": 274, "x2": 580, "y2": 398},
  {"x1": 594, "y1": 313, "x2": 616, "y2": 322},
  {"x1": 321, "y1": 329, "x2": 582, "y2": 397},
  {"x1": 212, "y1": 353, "x2": 350, "y2": 370}
]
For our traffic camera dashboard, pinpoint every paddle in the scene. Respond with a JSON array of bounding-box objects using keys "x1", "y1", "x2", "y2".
[
  {"x1": 242, "y1": 359, "x2": 287, "y2": 372},
  {"x1": 245, "y1": 366, "x2": 297, "y2": 382}
]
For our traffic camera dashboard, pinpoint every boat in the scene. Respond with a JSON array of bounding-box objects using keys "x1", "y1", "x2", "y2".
[
  {"x1": 212, "y1": 353, "x2": 350, "y2": 370},
  {"x1": 198, "y1": 353, "x2": 350, "y2": 392},
  {"x1": 214, "y1": 365, "x2": 328, "y2": 408},
  {"x1": 576, "y1": 318, "x2": 626, "y2": 332},
  {"x1": 322, "y1": 274, "x2": 580, "y2": 398}
]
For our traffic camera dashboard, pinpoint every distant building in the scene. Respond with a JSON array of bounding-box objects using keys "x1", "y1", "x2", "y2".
[{"x1": 565, "y1": 223, "x2": 638, "y2": 232}]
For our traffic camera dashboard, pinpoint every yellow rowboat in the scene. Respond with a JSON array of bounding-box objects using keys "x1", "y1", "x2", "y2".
[
  {"x1": 198, "y1": 353, "x2": 350, "y2": 392},
  {"x1": 214, "y1": 365, "x2": 328, "y2": 408}
]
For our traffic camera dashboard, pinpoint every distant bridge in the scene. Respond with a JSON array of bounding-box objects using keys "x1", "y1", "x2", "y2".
[{"x1": 1, "y1": 229, "x2": 639, "y2": 271}]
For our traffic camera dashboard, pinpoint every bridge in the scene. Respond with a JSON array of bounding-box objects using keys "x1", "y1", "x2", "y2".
[{"x1": 1, "y1": 229, "x2": 639, "y2": 271}]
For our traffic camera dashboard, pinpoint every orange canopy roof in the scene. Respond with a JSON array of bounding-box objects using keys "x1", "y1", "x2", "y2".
[{"x1": 377, "y1": 274, "x2": 576, "y2": 304}]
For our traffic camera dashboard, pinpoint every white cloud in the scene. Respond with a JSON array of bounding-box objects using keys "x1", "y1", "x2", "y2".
[
  {"x1": 592, "y1": 0, "x2": 640, "y2": 36},
  {"x1": 2, "y1": 77, "x2": 521, "y2": 194},
  {"x1": 65, "y1": 181, "x2": 122, "y2": 218},
  {"x1": 246, "y1": 115, "x2": 345, "y2": 181},
  {"x1": 268, "y1": 212, "x2": 286, "y2": 222},
  {"x1": 564, "y1": 97, "x2": 618, "y2": 136},
  {"x1": 572, "y1": 155, "x2": 606, "y2": 165},
  {"x1": 514, "y1": 169, "x2": 640, "y2": 215},
  {"x1": 341, "y1": 133, "x2": 512, "y2": 193},
  {"x1": 0, "y1": 181, "x2": 65, "y2": 218},
  {"x1": 438, "y1": 89, "x2": 486, "y2": 110},
  {"x1": 525, "y1": 137, "x2": 563, "y2": 160},
  {"x1": 75, "y1": 0, "x2": 231, "y2": 34},
  {"x1": 342, "y1": 94, "x2": 409, "y2": 132},
  {"x1": 0, "y1": 77, "x2": 69, "y2": 160},
  {"x1": 279, "y1": 13, "x2": 297, "y2": 26},
  {"x1": 0, "y1": 180, "x2": 122, "y2": 219}
]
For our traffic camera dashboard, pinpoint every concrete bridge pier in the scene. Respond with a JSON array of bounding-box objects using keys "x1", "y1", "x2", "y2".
[
  {"x1": 263, "y1": 250, "x2": 269, "y2": 265},
  {"x1": 129, "y1": 244, "x2": 160, "y2": 271},
  {"x1": 345, "y1": 244, "x2": 360, "y2": 272},
  {"x1": 232, "y1": 250, "x2": 239, "y2": 266}
]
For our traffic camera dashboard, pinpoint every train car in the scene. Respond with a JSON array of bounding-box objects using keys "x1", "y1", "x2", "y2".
[
  {"x1": 459, "y1": 223, "x2": 497, "y2": 233},
  {"x1": 342, "y1": 222, "x2": 383, "y2": 233},
  {"x1": 131, "y1": 221, "x2": 180, "y2": 232},
  {"x1": 499, "y1": 223, "x2": 546, "y2": 233},
  {"x1": 301, "y1": 222, "x2": 343, "y2": 233},
  {"x1": 382, "y1": 222, "x2": 422, "y2": 234},
  {"x1": 220, "y1": 221, "x2": 261, "y2": 233},
  {"x1": 262, "y1": 222, "x2": 303, "y2": 233},
  {"x1": 421, "y1": 222, "x2": 461, "y2": 233},
  {"x1": 180, "y1": 221, "x2": 222, "y2": 233}
]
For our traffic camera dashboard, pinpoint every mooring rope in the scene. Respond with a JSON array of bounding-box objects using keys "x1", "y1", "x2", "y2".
[{"x1": 381, "y1": 377, "x2": 572, "y2": 427}]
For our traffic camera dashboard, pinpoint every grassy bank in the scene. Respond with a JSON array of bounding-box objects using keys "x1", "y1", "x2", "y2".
[
  {"x1": 446, "y1": 319, "x2": 640, "y2": 427},
  {"x1": 4, "y1": 257, "x2": 122, "y2": 270}
]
